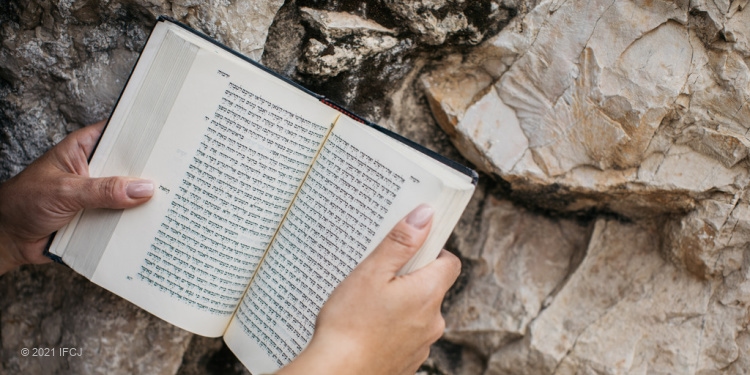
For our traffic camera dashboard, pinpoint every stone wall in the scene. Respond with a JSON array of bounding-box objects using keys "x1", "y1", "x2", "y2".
[{"x1": 2, "y1": 1, "x2": 750, "y2": 374}]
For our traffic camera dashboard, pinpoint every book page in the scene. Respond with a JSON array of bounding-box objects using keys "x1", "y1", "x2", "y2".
[
  {"x1": 224, "y1": 116, "x2": 448, "y2": 373},
  {"x1": 89, "y1": 29, "x2": 339, "y2": 337},
  {"x1": 49, "y1": 24, "x2": 197, "y2": 270}
]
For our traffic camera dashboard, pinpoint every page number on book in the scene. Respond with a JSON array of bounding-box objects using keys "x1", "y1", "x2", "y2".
[
  {"x1": 217, "y1": 70, "x2": 230, "y2": 78},
  {"x1": 410, "y1": 176, "x2": 420, "y2": 184}
]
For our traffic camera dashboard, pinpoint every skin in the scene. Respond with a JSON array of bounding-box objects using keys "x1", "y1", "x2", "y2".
[
  {"x1": 0, "y1": 121, "x2": 154, "y2": 275},
  {"x1": 0, "y1": 122, "x2": 461, "y2": 373}
]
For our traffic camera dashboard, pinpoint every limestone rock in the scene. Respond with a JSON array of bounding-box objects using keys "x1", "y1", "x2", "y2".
[
  {"x1": 0, "y1": 0, "x2": 284, "y2": 181},
  {"x1": 0, "y1": 265, "x2": 192, "y2": 374},
  {"x1": 176, "y1": 337, "x2": 250, "y2": 375},
  {"x1": 381, "y1": 0, "x2": 519, "y2": 45},
  {"x1": 299, "y1": 6, "x2": 395, "y2": 40},
  {"x1": 482, "y1": 219, "x2": 750, "y2": 375},
  {"x1": 421, "y1": 340, "x2": 487, "y2": 375},
  {"x1": 423, "y1": 0, "x2": 750, "y2": 218},
  {"x1": 444, "y1": 197, "x2": 591, "y2": 356},
  {"x1": 284, "y1": 0, "x2": 534, "y2": 120},
  {"x1": 259, "y1": 0, "x2": 307, "y2": 77},
  {"x1": 423, "y1": 0, "x2": 750, "y2": 280},
  {"x1": 664, "y1": 188, "x2": 750, "y2": 279},
  {"x1": 297, "y1": 7, "x2": 398, "y2": 78}
]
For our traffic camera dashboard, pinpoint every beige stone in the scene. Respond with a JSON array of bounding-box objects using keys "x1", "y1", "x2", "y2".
[
  {"x1": 483, "y1": 219, "x2": 750, "y2": 375},
  {"x1": 299, "y1": 7, "x2": 395, "y2": 40},
  {"x1": 444, "y1": 197, "x2": 591, "y2": 356},
  {"x1": 423, "y1": 0, "x2": 750, "y2": 218}
]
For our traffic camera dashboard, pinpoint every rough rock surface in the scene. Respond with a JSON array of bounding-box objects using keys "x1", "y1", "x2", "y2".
[
  {"x1": 488, "y1": 219, "x2": 750, "y2": 375},
  {"x1": 444, "y1": 197, "x2": 592, "y2": 356},
  {"x1": 297, "y1": 6, "x2": 398, "y2": 78},
  {"x1": 425, "y1": 0, "x2": 750, "y2": 206},
  {"x1": 380, "y1": 0, "x2": 526, "y2": 46},
  {"x1": 419, "y1": 0, "x2": 750, "y2": 373},
  {"x1": 0, "y1": 265, "x2": 192, "y2": 374},
  {"x1": 0, "y1": 0, "x2": 284, "y2": 180},
  {"x1": 4, "y1": 1, "x2": 750, "y2": 375}
]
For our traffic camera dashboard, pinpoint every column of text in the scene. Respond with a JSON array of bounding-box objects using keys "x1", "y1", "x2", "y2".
[{"x1": 138, "y1": 82, "x2": 329, "y2": 315}]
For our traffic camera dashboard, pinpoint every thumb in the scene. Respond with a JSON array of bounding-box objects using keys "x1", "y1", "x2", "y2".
[
  {"x1": 66, "y1": 176, "x2": 155, "y2": 210},
  {"x1": 361, "y1": 204, "x2": 434, "y2": 277}
]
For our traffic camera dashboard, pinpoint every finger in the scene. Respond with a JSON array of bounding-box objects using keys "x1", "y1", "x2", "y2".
[
  {"x1": 56, "y1": 121, "x2": 106, "y2": 159},
  {"x1": 65, "y1": 175, "x2": 155, "y2": 210},
  {"x1": 76, "y1": 120, "x2": 107, "y2": 159},
  {"x1": 410, "y1": 249, "x2": 461, "y2": 293},
  {"x1": 359, "y1": 204, "x2": 434, "y2": 277},
  {"x1": 48, "y1": 121, "x2": 108, "y2": 176}
]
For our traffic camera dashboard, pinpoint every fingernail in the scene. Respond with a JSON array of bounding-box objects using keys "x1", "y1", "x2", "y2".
[
  {"x1": 405, "y1": 204, "x2": 434, "y2": 229},
  {"x1": 126, "y1": 180, "x2": 154, "y2": 199}
]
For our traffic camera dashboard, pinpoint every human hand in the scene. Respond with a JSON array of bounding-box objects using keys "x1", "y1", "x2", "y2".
[
  {"x1": 277, "y1": 205, "x2": 462, "y2": 375},
  {"x1": 0, "y1": 121, "x2": 154, "y2": 275}
]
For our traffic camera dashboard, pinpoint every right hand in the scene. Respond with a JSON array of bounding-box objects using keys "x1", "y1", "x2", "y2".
[{"x1": 277, "y1": 204, "x2": 461, "y2": 375}]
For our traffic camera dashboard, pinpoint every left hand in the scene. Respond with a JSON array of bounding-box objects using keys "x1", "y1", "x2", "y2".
[{"x1": 0, "y1": 121, "x2": 155, "y2": 275}]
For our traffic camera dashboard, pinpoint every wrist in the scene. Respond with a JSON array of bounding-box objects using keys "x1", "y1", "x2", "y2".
[
  {"x1": 278, "y1": 335, "x2": 371, "y2": 375},
  {"x1": 0, "y1": 226, "x2": 24, "y2": 275},
  {"x1": 0, "y1": 182, "x2": 22, "y2": 275}
]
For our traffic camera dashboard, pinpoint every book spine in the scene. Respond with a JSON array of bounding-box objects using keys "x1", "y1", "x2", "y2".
[
  {"x1": 320, "y1": 99, "x2": 367, "y2": 125},
  {"x1": 43, "y1": 245, "x2": 67, "y2": 266}
]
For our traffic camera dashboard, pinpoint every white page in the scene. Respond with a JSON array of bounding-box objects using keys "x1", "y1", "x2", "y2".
[{"x1": 91, "y1": 40, "x2": 339, "y2": 336}]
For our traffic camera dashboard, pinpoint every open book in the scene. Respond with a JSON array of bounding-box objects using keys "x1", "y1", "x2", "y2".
[{"x1": 47, "y1": 17, "x2": 477, "y2": 374}]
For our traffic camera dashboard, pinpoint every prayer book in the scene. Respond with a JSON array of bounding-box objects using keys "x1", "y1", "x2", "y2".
[{"x1": 47, "y1": 16, "x2": 477, "y2": 374}]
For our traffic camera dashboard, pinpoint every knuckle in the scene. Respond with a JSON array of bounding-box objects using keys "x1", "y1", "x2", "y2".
[
  {"x1": 432, "y1": 316, "x2": 446, "y2": 340},
  {"x1": 49, "y1": 177, "x2": 82, "y2": 210},
  {"x1": 95, "y1": 177, "x2": 121, "y2": 205},
  {"x1": 53, "y1": 178, "x2": 73, "y2": 197},
  {"x1": 386, "y1": 227, "x2": 417, "y2": 248},
  {"x1": 442, "y1": 250, "x2": 462, "y2": 274},
  {"x1": 98, "y1": 177, "x2": 122, "y2": 202},
  {"x1": 438, "y1": 316, "x2": 446, "y2": 334},
  {"x1": 448, "y1": 253, "x2": 462, "y2": 271}
]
